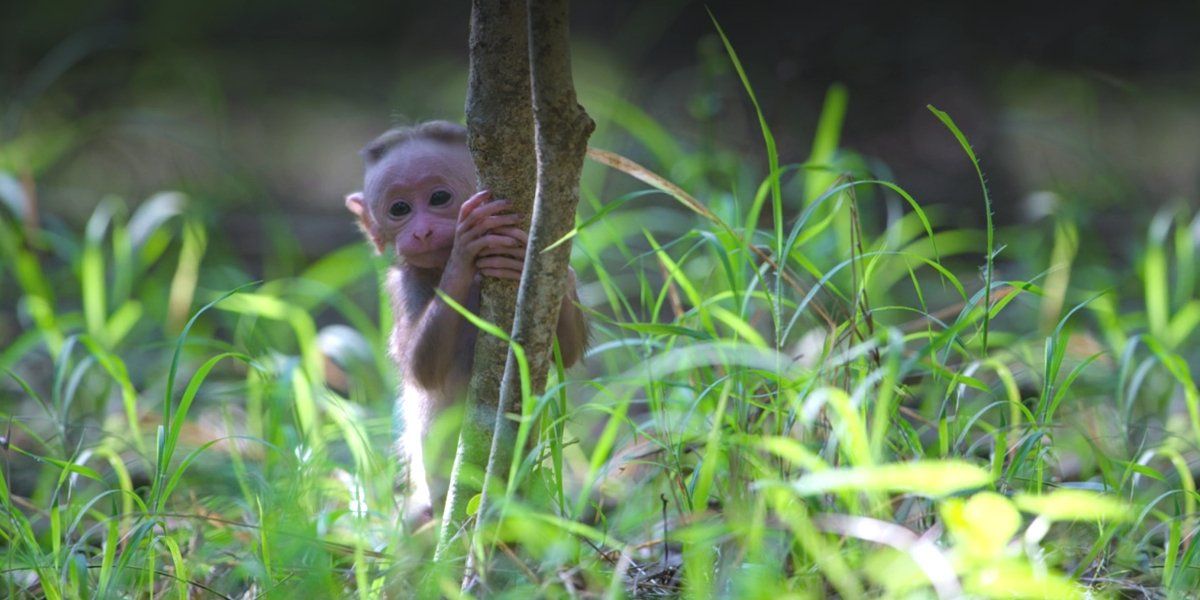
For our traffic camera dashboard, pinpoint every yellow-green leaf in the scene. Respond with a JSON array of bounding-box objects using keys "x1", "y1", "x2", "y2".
[
  {"x1": 1014, "y1": 489, "x2": 1133, "y2": 522},
  {"x1": 792, "y1": 460, "x2": 992, "y2": 498},
  {"x1": 862, "y1": 548, "x2": 928, "y2": 596},
  {"x1": 942, "y1": 492, "x2": 1020, "y2": 560},
  {"x1": 964, "y1": 560, "x2": 1085, "y2": 599},
  {"x1": 465, "y1": 493, "x2": 482, "y2": 517}
]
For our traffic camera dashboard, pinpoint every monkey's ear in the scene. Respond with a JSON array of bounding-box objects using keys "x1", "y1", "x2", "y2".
[
  {"x1": 345, "y1": 192, "x2": 386, "y2": 254},
  {"x1": 345, "y1": 191, "x2": 367, "y2": 216}
]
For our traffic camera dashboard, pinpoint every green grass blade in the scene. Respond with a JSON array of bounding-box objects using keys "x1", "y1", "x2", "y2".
[{"x1": 928, "y1": 105, "x2": 994, "y2": 354}]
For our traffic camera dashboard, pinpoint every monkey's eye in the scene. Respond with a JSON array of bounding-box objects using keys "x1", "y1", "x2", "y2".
[
  {"x1": 430, "y1": 190, "x2": 452, "y2": 206},
  {"x1": 388, "y1": 201, "x2": 411, "y2": 218}
]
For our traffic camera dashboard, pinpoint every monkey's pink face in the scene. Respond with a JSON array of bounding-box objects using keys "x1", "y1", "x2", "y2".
[{"x1": 362, "y1": 141, "x2": 476, "y2": 269}]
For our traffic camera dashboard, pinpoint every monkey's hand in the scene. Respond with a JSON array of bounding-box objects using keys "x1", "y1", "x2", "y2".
[
  {"x1": 476, "y1": 224, "x2": 528, "y2": 280},
  {"x1": 443, "y1": 190, "x2": 525, "y2": 289}
]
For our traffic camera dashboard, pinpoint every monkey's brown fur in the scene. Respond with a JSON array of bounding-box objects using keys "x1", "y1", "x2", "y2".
[{"x1": 346, "y1": 121, "x2": 586, "y2": 520}]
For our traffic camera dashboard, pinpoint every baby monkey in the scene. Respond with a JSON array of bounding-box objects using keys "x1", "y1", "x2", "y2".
[{"x1": 345, "y1": 121, "x2": 587, "y2": 521}]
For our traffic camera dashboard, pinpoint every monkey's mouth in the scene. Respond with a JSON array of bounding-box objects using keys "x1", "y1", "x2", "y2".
[{"x1": 402, "y1": 249, "x2": 450, "y2": 268}]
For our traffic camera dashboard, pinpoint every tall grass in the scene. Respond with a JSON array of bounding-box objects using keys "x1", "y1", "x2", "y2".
[{"x1": 4, "y1": 28, "x2": 1200, "y2": 600}]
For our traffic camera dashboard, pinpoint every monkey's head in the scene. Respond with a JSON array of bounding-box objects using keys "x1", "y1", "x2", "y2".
[{"x1": 345, "y1": 121, "x2": 475, "y2": 270}]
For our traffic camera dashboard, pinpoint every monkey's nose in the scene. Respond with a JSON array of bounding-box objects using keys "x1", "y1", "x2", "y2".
[{"x1": 413, "y1": 228, "x2": 433, "y2": 241}]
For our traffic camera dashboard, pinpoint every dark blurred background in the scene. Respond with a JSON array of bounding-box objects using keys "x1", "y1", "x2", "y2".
[{"x1": 4, "y1": 0, "x2": 1199, "y2": 264}]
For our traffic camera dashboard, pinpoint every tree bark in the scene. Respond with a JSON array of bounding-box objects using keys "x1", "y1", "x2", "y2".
[
  {"x1": 466, "y1": 0, "x2": 594, "y2": 586},
  {"x1": 434, "y1": 0, "x2": 535, "y2": 568},
  {"x1": 433, "y1": 0, "x2": 592, "y2": 588}
]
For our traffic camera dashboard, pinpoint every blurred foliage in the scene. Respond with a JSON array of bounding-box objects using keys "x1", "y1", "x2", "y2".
[{"x1": 3, "y1": 3, "x2": 1200, "y2": 599}]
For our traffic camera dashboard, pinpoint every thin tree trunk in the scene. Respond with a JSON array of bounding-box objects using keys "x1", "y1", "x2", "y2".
[
  {"x1": 434, "y1": 0, "x2": 535, "y2": 569},
  {"x1": 465, "y1": 0, "x2": 594, "y2": 587}
]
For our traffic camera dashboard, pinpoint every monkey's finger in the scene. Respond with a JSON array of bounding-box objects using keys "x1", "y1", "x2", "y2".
[
  {"x1": 461, "y1": 199, "x2": 517, "y2": 229},
  {"x1": 472, "y1": 198, "x2": 515, "y2": 219},
  {"x1": 464, "y1": 234, "x2": 520, "y2": 258},
  {"x1": 465, "y1": 189, "x2": 493, "y2": 207},
  {"x1": 476, "y1": 256, "x2": 524, "y2": 272},
  {"x1": 478, "y1": 232, "x2": 526, "y2": 255},
  {"x1": 458, "y1": 207, "x2": 516, "y2": 241},
  {"x1": 470, "y1": 214, "x2": 523, "y2": 237},
  {"x1": 478, "y1": 243, "x2": 526, "y2": 259},
  {"x1": 461, "y1": 221, "x2": 518, "y2": 249},
  {"x1": 459, "y1": 190, "x2": 493, "y2": 218},
  {"x1": 491, "y1": 227, "x2": 529, "y2": 244},
  {"x1": 480, "y1": 268, "x2": 523, "y2": 280}
]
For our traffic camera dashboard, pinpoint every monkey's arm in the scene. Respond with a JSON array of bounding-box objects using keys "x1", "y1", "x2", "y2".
[
  {"x1": 406, "y1": 266, "x2": 475, "y2": 391},
  {"x1": 554, "y1": 268, "x2": 588, "y2": 368},
  {"x1": 408, "y1": 192, "x2": 521, "y2": 389}
]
